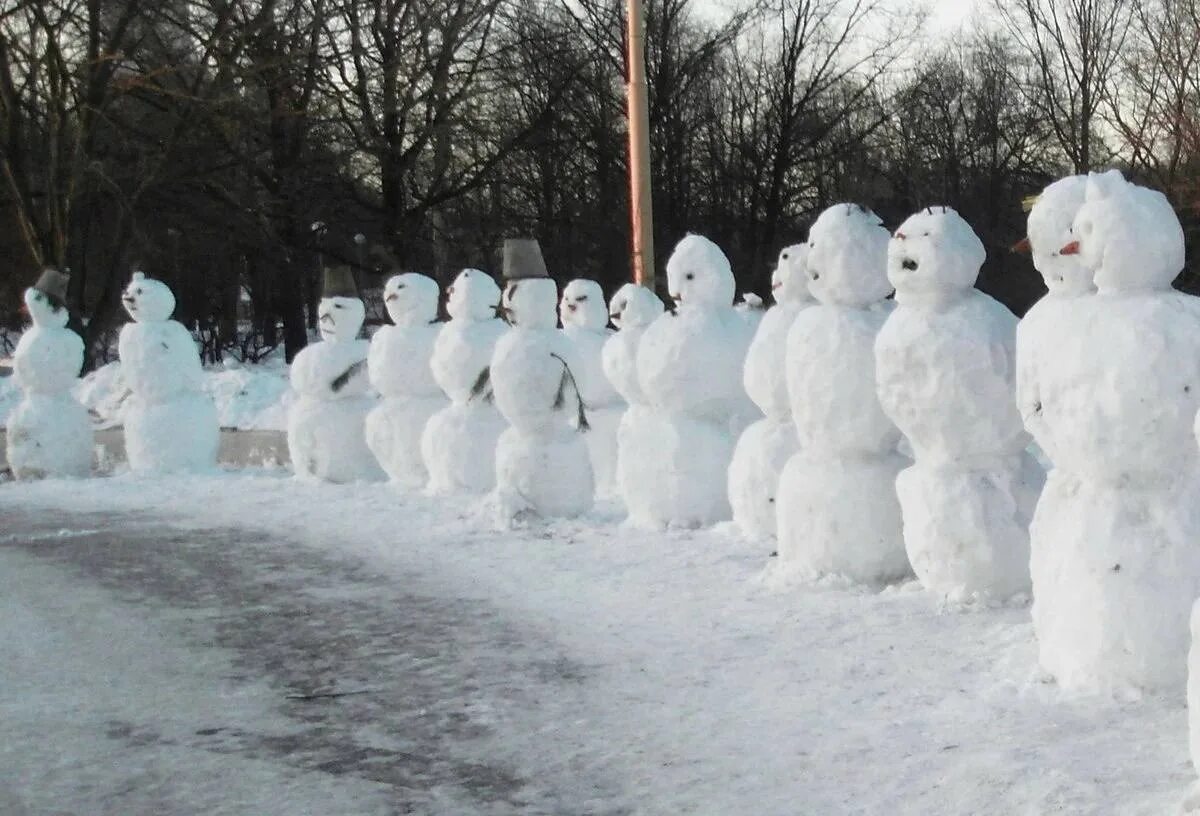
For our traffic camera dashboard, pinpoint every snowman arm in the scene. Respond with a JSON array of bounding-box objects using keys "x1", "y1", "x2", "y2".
[
  {"x1": 330, "y1": 359, "x2": 367, "y2": 393},
  {"x1": 468, "y1": 366, "x2": 493, "y2": 403},
  {"x1": 549, "y1": 352, "x2": 589, "y2": 432}
]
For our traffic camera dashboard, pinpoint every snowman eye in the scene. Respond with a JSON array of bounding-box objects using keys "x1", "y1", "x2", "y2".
[
  {"x1": 782, "y1": 252, "x2": 790, "y2": 259},
  {"x1": 136, "y1": 288, "x2": 143, "y2": 295},
  {"x1": 334, "y1": 303, "x2": 344, "y2": 309},
  {"x1": 577, "y1": 295, "x2": 588, "y2": 302},
  {"x1": 685, "y1": 273, "x2": 695, "y2": 281}
]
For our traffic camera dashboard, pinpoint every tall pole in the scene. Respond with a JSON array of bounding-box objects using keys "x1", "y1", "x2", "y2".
[{"x1": 626, "y1": 0, "x2": 655, "y2": 288}]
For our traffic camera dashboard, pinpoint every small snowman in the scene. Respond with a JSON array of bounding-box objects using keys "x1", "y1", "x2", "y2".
[
  {"x1": 875, "y1": 206, "x2": 1042, "y2": 602},
  {"x1": 287, "y1": 265, "x2": 384, "y2": 483},
  {"x1": 630, "y1": 234, "x2": 758, "y2": 529},
  {"x1": 560, "y1": 278, "x2": 621, "y2": 498},
  {"x1": 118, "y1": 271, "x2": 218, "y2": 473},
  {"x1": 364, "y1": 273, "x2": 446, "y2": 487},
  {"x1": 421, "y1": 268, "x2": 508, "y2": 494},
  {"x1": 728, "y1": 244, "x2": 814, "y2": 540},
  {"x1": 6, "y1": 268, "x2": 92, "y2": 479},
  {"x1": 1014, "y1": 175, "x2": 1093, "y2": 467},
  {"x1": 488, "y1": 239, "x2": 593, "y2": 522},
  {"x1": 775, "y1": 204, "x2": 909, "y2": 584},
  {"x1": 1030, "y1": 170, "x2": 1200, "y2": 695},
  {"x1": 602, "y1": 283, "x2": 665, "y2": 522}
]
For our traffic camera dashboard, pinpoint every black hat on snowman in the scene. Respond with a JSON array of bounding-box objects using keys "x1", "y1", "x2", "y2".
[
  {"x1": 323, "y1": 265, "x2": 359, "y2": 299},
  {"x1": 32, "y1": 267, "x2": 70, "y2": 309},
  {"x1": 502, "y1": 238, "x2": 550, "y2": 282}
]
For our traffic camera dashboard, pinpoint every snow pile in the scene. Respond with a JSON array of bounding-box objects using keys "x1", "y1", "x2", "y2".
[{"x1": 203, "y1": 362, "x2": 292, "y2": 430}]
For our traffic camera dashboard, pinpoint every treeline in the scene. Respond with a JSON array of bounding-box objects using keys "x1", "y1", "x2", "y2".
[{"x1": 2, "y1": 0, "x2": 1197, "y2": 366}]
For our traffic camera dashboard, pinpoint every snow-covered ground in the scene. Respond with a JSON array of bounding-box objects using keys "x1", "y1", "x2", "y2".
[{"x1": 2, "y1": 471, "x2": 1190, "y2": 813}]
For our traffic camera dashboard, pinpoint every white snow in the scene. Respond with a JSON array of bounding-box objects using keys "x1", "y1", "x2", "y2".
[{"x1": 1, "y1": 472, "x2": 1191, "y2": 814}]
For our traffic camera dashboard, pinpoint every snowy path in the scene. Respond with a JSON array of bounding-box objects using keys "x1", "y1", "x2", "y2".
[{"x1": 1, "y1": 472, "x2": 1193, "y2": 814}]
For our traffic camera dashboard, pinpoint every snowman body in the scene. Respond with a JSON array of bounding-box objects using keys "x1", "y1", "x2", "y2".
[
  {"x1": 1031, "y1": 171, "x2": 1200, "y2": 696},
  {"x1": 287, "y1": 296, "x2": 384, "y2": 483},
  {"x1": 489, "y1": 277, "x2": 593, "y2": 521},
  {"x1": 6, "y1": 287, "x2": 92, "y2": 478},
  {"x1": 422, "y1": 269, "x2": 508, "y2": 494},
  {"x1": 631, "y1": 235, "x2": 757, "y2": 529},
  {"x1": 776, "y1": 204, "x2": 909, "y2": 584},
  {"x1": 729, "y1": 245, "x2": 813, "y2": 540},
  {"x1": 875, "y1": 207, "x2": 1041, "y2": 602},
  {"x1": 118, "y1": 274, "x2": 218, "y2": 473},
  {"x1": 561, "y1": 279, "x2": 621, "y2": 499},
  {"x1": 603, "y1": 284, "x2": 665, "y2": 523},
  {"x1": 365, "y1": 274, "x2": 447, "y2": 487}
]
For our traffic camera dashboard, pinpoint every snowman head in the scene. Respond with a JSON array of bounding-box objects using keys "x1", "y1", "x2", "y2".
[
  {"x1": 888, "y1": 206, "x2": 985, "y2": 305},
  {"x1": 122, "y1": 272, "x2": 176, "y2": 322},
  {"x1": 383, "y1": 272, "x2": 439, "y2": 326},
  {"x1": 317, "y1": 296, "x2": 365, "y2": 341},
  {"x1": 560, "y1": 279, "x2": 608, "y2": 330},
  {"x1": 771, "y1": 244, "x2": 813, "y2": 305},
  {"x1": 23, "y1": 287, "x2": 68, "y2": 329},
  {"x1": 447, "y1": 268, "x2": 502, "y2": 322},
  {"x1": 501, "y1": 277, "x2": 558, "y2": 329},
  {"x1": 608, "y1": 283, "x2": 664, "y2": 330},
  {"x1": 1025, "y1": 176, "x2": 1093, "y2": 296},
  {"x1": 805, "y1": 203, "x2": 892, "y2": 307},
  {"x1": 1068, "y1": 170, "x2": 1184, "y2": 293},
  {"x1": 665, "y1": 234, "x2": 735, "y2": 310}
]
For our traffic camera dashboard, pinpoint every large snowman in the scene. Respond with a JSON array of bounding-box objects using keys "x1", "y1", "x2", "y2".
[
  {"x1": 118, "y1": 271, "x2": 218, "y2": 473},
  {"x1": 1014, "y1": 175, "x2": 1093, "y2": 466},
  {"x1": 488, "y1": 239, "x2": 593, "y2": 522},
  {"x1": 775, "y1": 204, "x2": 909, "y2": 584},
  {"x1": 287, "y1": 266, "x2": 384, "y2": 483},
  {"x1": 560, "y1": 279, "x2": 622, "y2": 498},
  {"x1": 365, "y1": 273, "x2": 446, "y2": 487},
  {"x1": 631, "y1": 234, "x2": 757, "y2": 529},
  {"x1": 1031, "y1": 170, "x2": 1200, "y2": 695},
  {"x1": 728, "y1": 244, "x2": 814, "y2": 540},
  {"x1": 421, "y1": 268, "x2": 508, "y2": 494},
  {"x1": 6, "y1": 268, "x2": 92, "y2": 479},
  {"x1": 602, "y1": 283, "x2": 665, "y2": 522},
  {"x1": 875, "y1": 206, "x2": 1041, "y2": 602}
]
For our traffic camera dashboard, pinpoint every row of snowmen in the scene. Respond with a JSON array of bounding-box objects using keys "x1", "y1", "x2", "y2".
[{"x1": 11, "y1": 171, "x2": 1200, "y2": 776}]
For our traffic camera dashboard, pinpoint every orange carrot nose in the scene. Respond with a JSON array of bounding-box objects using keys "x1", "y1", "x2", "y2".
[
  {"x1": 18, "y1": 303, "x2": 29, "y2": 316},
  {"x1": 1060, "y1": 240, "x2": 1080, "y2": 255},
  {"x1": 1011, "y1": 237, "x2": 1032, "y2": 254},
  {"x1": 894, "y1": 231, "x2": 907, "y2": 240},
  {"x1": 771, "y1": 281, "x2": 783, "y2": 290}
]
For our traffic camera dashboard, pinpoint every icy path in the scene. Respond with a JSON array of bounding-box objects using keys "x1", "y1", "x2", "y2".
[{"x1": 1, "y1": 472, "x2": 1193, "y2": 814}]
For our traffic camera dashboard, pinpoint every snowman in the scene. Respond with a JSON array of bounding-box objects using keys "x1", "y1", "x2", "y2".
[
  {"x1": 287, "y1": 265, "x2": 384, "y2": 483},
  {"x1": 1030, "y1": 170, "x2": 1200, "y2": 695},
  {"x1": 775, "y1": 204, "x2": 909, "y2": 584},
  {"x1": 421, "y1": 268, "x2": 508, "y2": 494},
  {"x1": 1014, "y1": 175, "x2": 1093, "y2": 467},
  {"x1": 560, "y1": 279, "x2": 621, "y2": 498},
  {"x1": 5, "y1": 268, "x2": 92, "y2": 479},
  {"x1": 364, "y1": 273, "x2": 446, "y2": 487},
  {"x1": 631, "y1": 234, "x2": 757, "y2": 529},
  {"x1": 874, "y1": 206, "x2": 1042, "y2": 602},
  {"x1": 602, "y1": 283, "x2": 665, "y2": 522},
  {"x1": 728, "y1": 244, "x2": 814, "y2": 540},
  {"x1": 118, "y1": 271, "x2": 218, "y2": 473},
  {"x1": 488, "y1": 239, "x2": 593, "y2": 521}
]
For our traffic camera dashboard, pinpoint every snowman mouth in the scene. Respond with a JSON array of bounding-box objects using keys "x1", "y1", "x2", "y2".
[
  {"x1": 319, "y1": 313, "x2": 334, "y2": 325},
  {"x1": 901, "y1": 258, "x2": 919, "y2": 271},
  {"x1": 385, "y1": 294, "x2": 398, "y2": 303}
]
